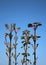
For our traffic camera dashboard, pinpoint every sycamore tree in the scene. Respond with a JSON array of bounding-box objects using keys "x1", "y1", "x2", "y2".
[
  {"x1": 21, "y1": 30, "x2": 32, "y2": 65},
  {"x1": 4, "y1": 24, "x2": 20, "y2": 65},
  {"x1": 4, "y1": 24, "x2": 13, "y2": 65},
  {"x1": 28, "y1": 22, "x2": 42, "y2": 65},
  {"x1": 12, "y1": 24, "x2": 20, "y2": 65}
]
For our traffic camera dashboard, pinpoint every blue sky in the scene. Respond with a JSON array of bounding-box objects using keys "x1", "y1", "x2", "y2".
[{"x1": 0, "y1": 0, "x2": 46, "y2": 65}]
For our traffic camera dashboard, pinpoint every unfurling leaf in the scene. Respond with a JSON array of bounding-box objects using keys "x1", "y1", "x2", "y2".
[
  {"x1": 21, "y1": 41, "x2": 25, "y2": 43},
  {"x1": 28, "y1": 53, "x2": 30, "y2": 56},
  {"x1": 12, "y1": 24, "x2": 16, "y2": 30},
  {"x1": 28, "y1": 23, "x2": 34, "y2": 28},
  {"x1": 15, "y1": 27, "x2": 20, "y2": 33},
  {"x1": 17, "y1": 53, "x2": 20, "y2": 57},
  {"x1": 5, "y1": 24, "x2": 9, "y2": 29},
  {"x1": 21, "y1": 46, "x2": 23, "y2": 48},
  {"x1": 6, "y1": 52, "x2": 8, "y2": 56},
  {"x1": 37, "y1": 44, "x2": 39, "y2": 46},
  {"x1": 33, "y1": 22, "x2": 42, "y2": 26}
]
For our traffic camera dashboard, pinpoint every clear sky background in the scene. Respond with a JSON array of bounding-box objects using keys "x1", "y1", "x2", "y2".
[{"x1": 0, "y1": 0, "x2": 46, "y2": 65}]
